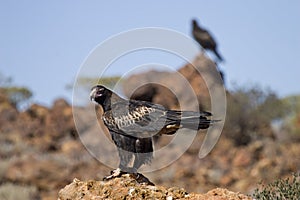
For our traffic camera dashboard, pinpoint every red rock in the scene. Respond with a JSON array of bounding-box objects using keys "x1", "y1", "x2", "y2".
[{"x1": 233, "y1": 148, "x2": 252, "y2": 167}]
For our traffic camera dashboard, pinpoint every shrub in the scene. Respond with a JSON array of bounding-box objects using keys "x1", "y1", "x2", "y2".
[
  {"x1": 253, "y1": 173, "x2": 300, "y2": 200},
  {"x1": 0, "y1": 72, "x2": 33, "y2": 109},
  {"x1": 224, "y1": 84, "x2": 286, "y2": 145},
  {"x1": 2, "y1": 87, "x2": 32, "y2": 107},
  {"x1": 278, "y1": 95, "x2": 300, "y2": 141}
]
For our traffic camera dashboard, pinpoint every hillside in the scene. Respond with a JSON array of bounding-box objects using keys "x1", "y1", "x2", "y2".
[{"x1": 0, "y1": 54, "x2": 299, "y2": 200}]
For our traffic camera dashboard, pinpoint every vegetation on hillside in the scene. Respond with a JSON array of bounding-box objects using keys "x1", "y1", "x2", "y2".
[
  {"x1": 224, "y1": 84, "x2": 288, "y2": 145},
  {"x1": 253, "y1": 173, "x2": 300, "y2": 200},
  {"x1": 1, "y1": 71, "x2": 300, "y2": 199},
  {"x1": 279, "y1": 95, "x2": 300, "y2": 141},
  {"x1": 0, "y1": 72, "x2": 32, "y2": 108}
]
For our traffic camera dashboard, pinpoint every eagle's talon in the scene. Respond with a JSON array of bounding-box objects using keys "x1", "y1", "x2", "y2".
[
  {"x1": 103, "y1": 168, "x2": 124, "y2": 181},
  {"x1": 130, "y1": 173, "x2": 155, "y2": 186}
]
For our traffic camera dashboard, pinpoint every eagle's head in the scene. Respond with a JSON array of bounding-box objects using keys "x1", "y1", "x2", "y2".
[
  {"x1": 90, "y1": 85, "x2": 112, "y2": 106},
  {"x1": 192, "y1": 19, "x2": 198, "y2": 27}
]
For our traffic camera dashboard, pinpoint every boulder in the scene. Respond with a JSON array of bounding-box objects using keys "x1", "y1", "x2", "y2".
[{"x1": 58, "y1": 175, "x2": 253, "y2": 200}]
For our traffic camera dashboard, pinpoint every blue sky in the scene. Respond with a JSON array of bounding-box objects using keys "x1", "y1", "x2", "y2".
[{"x1": 1, "y1": 1, "x2": 300, "y2": 106}]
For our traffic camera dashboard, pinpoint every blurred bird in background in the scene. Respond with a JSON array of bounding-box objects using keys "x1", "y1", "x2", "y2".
[{"x1": 192, "y1": 19, "x2": 224, "y2": 63}]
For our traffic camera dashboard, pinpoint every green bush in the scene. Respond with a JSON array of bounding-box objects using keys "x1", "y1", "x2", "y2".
[
  {"x1": 278, "y1": 95, "x2": 300, "y2": 141},
  {"x1": 253, "y1": 173, "x2": 300, "y2": 200},
  {"x1": 0, "y1": 72, "x2": 33, "y2": 108},
  {"x1": 224, "y1": 84, "x2": 286, "y2": 145},
  {"x1": 2, "y1": 87, "x2": 33, "y2": 107}
]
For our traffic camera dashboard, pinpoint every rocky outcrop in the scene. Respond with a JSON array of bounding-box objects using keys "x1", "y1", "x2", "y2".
[
  {"x1": 123, "y1": 53, "x2": 223, "y2": 110},
  {"x1": 0, "y1": 54, "x2": 299, "y2": 200},
  {"x1": 58, "y1": 175, "x2": 252, "y2": 200}
]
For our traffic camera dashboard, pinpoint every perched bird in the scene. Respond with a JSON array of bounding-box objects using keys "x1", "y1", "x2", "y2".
[
  {"x1": 90, "y1": 85, "x2": 217, "y2": 182},
  {"x1": 192, "y1": 19, "x2": 224, "y2": 62}
]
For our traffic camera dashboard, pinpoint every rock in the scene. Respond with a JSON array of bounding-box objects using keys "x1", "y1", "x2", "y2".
[
  {"x1": 232, "y1": 148, "x2": 253, "y2": 167},
  {"x1": 58, "y1": 175, "x2": 253, "y2": 200},
  {"x1": 128, "y1": 83, "x2": 179, "y2": 109},
  {"x1": 202, "y1": 188, "x2": 253, "y2": 200},
  {"x1": 27, "y1": 103, "x2": 49, "y2": 119},
  {"x1": 123, "y1": 54, "x2": 222, "y2": 110},
  {"x1": 4, "y1": 155, "x2": 70, "y2": 191}
]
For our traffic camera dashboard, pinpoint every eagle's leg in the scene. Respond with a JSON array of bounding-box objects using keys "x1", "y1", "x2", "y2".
[
  {"x1": 130, "y1": 151, "x2": 154, "y2": 185},
  {"x1": 103, "y1": 148, "x2": 135, "y2": 180}
]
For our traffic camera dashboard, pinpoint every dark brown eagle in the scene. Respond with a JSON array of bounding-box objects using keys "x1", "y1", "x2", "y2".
[
  {"x1": 90, "y1": 85, "x2": 217, "y2": 183},
  {"x1": 192, "y1": 19, "x2": 224, "y2": 62}
]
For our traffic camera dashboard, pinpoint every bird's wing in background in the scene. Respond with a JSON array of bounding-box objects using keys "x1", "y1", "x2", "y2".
[{"x1": 194, "y1": 31, "x2": 212, "y2": 41}]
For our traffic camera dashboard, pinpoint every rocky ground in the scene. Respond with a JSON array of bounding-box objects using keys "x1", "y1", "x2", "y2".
[
  {"x1": 58, "y1": 175, "x2": 252, "y2": 200},
  {"x1": 0, "y1": 54, "x2": 299, "y2": 200}
]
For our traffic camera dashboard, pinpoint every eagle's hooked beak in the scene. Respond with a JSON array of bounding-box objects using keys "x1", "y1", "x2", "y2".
[{"x1": 90, "y1": 86, "x2": 104, "y2": 102}]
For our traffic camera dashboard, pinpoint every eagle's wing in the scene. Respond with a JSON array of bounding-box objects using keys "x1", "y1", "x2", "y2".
[
  {"x1": 102, "y1": 100, "x2": 168, "y2": 138},
  {"x1": 193, "y1": 29, "x2": 217, "y2": 48}
]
